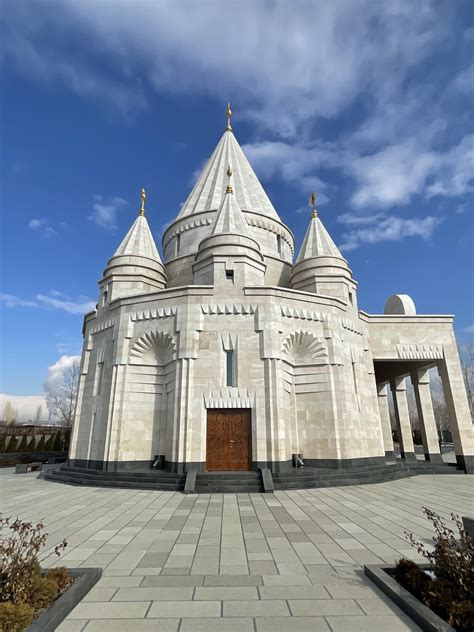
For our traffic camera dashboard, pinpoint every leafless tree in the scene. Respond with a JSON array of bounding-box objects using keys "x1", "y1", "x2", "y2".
[
  {"x1": 35, "y1": 405, "x2": 43, "y2": 422},
  {"x1": 46, "y1": 361, "x2": 80, "y2": 426},
  {"x1": 2, "y1": 401, "x2": 18, "y2": 425}
]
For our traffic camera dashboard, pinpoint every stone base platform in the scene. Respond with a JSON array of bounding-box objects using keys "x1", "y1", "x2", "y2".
[{"x1": 44, "y1": 460, "x2": 463, "y2": 493}]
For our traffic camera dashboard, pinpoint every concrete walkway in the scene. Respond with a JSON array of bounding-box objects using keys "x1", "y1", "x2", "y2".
[{"x1": 2, "y1": 469, "x2": 473, "y2": 631}]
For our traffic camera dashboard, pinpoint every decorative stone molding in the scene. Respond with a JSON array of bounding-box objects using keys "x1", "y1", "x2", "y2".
[
  {"x1": 280, "y1": 305, "x2": 325, "y2": 322},
  {"x1": 131, "y1": 306, "x2": 177, "y2": 322},
  {"x1": 396, "y1": 344, "x2": 443, "y2": 360},
  {"x1": 221, "y1": 333, "x2": 237, "y2": 351},
  {"x1": 90, "y1": 319, "x2": 115, "y2": 335},
  {"x1": 281, "y1": 331, "x2": 328, "y2": 365},
  {"x1": 129, "y1": 331, "x2": 177, "y2": 365},
  {"x1": 201, "y1": 304, "x2": 256, "y2": 315},
  {"x1": 341, "y1": 317, "x2": 364, "y2": 336},
  {"x1": 204, "y1": 387, "x2": 254, "y2": 408},
  {"x1": 163, "y1": 217, "x2": 213, "y2": 247}
]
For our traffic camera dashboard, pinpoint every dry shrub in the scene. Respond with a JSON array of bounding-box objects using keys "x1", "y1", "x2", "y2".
[
  {"x1": 46, "y1": 566, "x2": 71, "y2": 593},
  {"x1": 0, "y1": 602, "x2": 35, "y2": 631},
  {"x1": 397, "y1": 507, "x2": 474, "y2": 632}
]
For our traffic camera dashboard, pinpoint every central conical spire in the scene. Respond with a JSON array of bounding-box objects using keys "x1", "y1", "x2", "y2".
[
  {"x1": 211, "y1": 166, "x2": 253, "y2": 236},
  {"x1": 296, "y1": 192, "x2": 343, "y2": 263},
  {"x1": 176, "y1": 105, "x2": 280, "y2": 221}
]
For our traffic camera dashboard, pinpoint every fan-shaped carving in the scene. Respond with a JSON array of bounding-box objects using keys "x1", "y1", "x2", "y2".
[
  {"x1": 129, "y1": 331, "x2": 176, "y2": 366},
  {"x1": 281, "y1": 331, "x2": 328, "y2": 365}
]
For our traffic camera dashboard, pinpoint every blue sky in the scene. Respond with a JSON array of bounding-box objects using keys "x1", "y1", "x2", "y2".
[{"x1": 0, "y1": 0, "x2": 473, "y2": 401}]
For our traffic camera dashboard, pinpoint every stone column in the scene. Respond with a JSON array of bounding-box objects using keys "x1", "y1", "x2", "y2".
[
  {"x1": 377, "y1": 383, "x2": 395, "y2": 459},
  {"x1": 390, "y1": 377, "x2": 416, "y2": 461},
  {"x1": 411, "y1": 369, "x2": 443, "y2": 463},
  {"x1": 438, "y1": 350, "x2": 474, "y2": 473}
]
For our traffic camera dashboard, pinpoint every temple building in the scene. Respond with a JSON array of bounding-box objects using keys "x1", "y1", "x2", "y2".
[{"x1": 58, "y1": 106, "x2": 473, "y2": 490}]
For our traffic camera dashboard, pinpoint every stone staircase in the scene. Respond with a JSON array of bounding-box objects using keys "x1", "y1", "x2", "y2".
[
  {"x1": 44, "y1": 465, "x2": 186, "y2": 492},
  {"x1": 271, "y1": 460, "x2": 463, "y2": 490},
  {"x1": 44, "y1": 459, "x2": 462, "y2": 493}
]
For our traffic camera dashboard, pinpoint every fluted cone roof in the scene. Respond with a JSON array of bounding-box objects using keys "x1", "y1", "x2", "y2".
[
  {"x1": 211, "y1": 189, "x2": 252, "y2": 236},
  {"x1": 112, "y1": 215, "x2": 162, "y2": 262},
  {"x1": 296, "y1": 215, "x2": 344, "y2": 263},
  {"x1": 177, "y1": 130, "x2": 280, "y2": 221}
]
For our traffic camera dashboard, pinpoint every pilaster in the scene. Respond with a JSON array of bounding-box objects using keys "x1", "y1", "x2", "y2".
[
  {"x1": 377, "y1": 383, "x2": 395, "y2": 459},
  {"x1": 411, "y1": 369, "x2": 443, "y2": 463},
  {"x1": 390, "y1": 377, "x2": 416, "y2": 461}
]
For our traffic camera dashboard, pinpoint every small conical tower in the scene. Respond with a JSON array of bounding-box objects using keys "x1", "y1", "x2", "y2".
[
  {"x1": 290, "y1": 193, "x2": 357, "y2": 308},
  {"x1": 98, "y1": 189, "x2": 166, "y2": 307},
  {"x1": 193, "y1": 166, "x2": 266, "y2": 286}
]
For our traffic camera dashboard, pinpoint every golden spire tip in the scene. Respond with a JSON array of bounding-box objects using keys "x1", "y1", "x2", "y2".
[
  {"x1": 225, "y1": 102, "x2": 232, "y2": 131},
  {"x1": 139, "y1": 187, "x2": 146, "y2": 216},
  {"x1": 310, "y1": 191, "x2": 317, "y2": 218},
  {"x1": 226, "y1": 165, "x2": 233, "y2": 193}
]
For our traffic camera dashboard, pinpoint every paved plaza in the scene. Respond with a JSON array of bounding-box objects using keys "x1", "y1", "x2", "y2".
[{"x1": 2, "y1": 470, "x2": 473, "y2": 631}]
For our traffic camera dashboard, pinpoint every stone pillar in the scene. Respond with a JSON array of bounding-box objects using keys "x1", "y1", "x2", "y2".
[
  {"x1": 411, "y1": 369, "x2": 443, "y2": 463},
  {"x1": 377, "y1": 383, "x2": 395, "y2": 459},
  {"x1": 438, "y1": 351, "x2": 474, "y2": 473},
  {"x1": 390, "y1": 377, "x2": 416, "y2": 461}
]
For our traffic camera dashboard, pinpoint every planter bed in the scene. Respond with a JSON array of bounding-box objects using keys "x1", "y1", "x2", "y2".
[
  {"x1": 24, "y1": 567, "x2": 101, "y2": 632},
  {"x1": 364, "y1": 564, "x2": 454, "y2": 632}
]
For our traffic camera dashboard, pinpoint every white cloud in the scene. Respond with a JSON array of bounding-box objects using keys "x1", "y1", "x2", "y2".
[
  {"x1": 0, "y1": 293, "x2": 37, "y2": 308},
  {"x1": 463, "y1": 324, "x2": 474, "y2": 334},
  {"x1": 29, "y1": 217, "x2": 57, "y2": 237},
  {"x1": 36, "y1": 294, "x2": 95, "y2": 315},
  {"x1": 88, "y1": 195, "x2": 127, "y2": 229},
  {"x1": 337, "y1": 213, "x2": 385, "y2": 225},
  {"x1": 43, "y1": 355, "x2": 80, "y2": 391},
  {"x1": 339, "y1": 215, "x2": 442, "y2": 251}
]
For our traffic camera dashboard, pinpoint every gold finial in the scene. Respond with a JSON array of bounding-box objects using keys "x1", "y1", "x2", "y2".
[
  {"x1": 310, "y1": 191, "x2": 317, "y2": 218},
  {"x1": 226, "y1": 102, "x2": 232, "y2": 131},
  {"x1": 139, "y1": 188, "x2": 146, "y2": 216},
  {"x1": 226, "y1": 166, "x2": 233, "y2": 193}
]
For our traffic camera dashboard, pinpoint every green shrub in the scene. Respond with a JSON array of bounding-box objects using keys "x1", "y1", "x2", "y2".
[
  {"x1": 6, "y1": 436, "x2": 17, "y2": 453},
  {"x1": 53, "y1": 431, "x2": 63, "y2": 451},
  {"x1": 44, "y1": 434, "x2": 55, "y2": 451},
  {"x1": 0, "y1": 435, "x2": 6, "y2": 453},
  {"x1": 17, "y1": 436, "x2": 28, "y2": 452},
  {"x1": 36, "y1": 435, "x2": 45, "y2": 451}
]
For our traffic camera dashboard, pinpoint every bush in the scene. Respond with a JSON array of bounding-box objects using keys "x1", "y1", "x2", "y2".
[
  {"x1": 0, "y1": 435, "x2": 5, "y2": 453},
  {"x1": 6, "y1": 436, "x2": 17, "y2": 453},
  {"x1": 396, "y1": 508, "x2": 474, "y2": 632},
  {"x1": 0, "y1": 516, "x2": 68, "y2": 604},
  {"x1": 44, "y1": 434, "x2": 55, "y2": 451},
  {"x1": 53, "y1": 432, "x2": 63, "y2": 451},
  {"x1": 17, "y1": 436, "x2": 28, "y2": 453},
  {"x1": 0, "y1": 601, "x2": 35, "y2": 631},
  {"x1": 36, "y1": 435, "x2": 45, "y2": 451},
  {"x1": 412, "y1": 429, "x2": 423, "y2": 445},
  {"x1": 392, "y1": 428, "x2": 399, "y2": 443}
]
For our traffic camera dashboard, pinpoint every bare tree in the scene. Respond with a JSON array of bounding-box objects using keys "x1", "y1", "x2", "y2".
[
  {"x1": 2, "y1": 401, "x2": 18, "y2": 425},
  {"x1": 35, "y1": 404, "x2": 43, "y2": 422},
  {"x1": 46, "y1": 361, "x2": 80, "y2": 425}
]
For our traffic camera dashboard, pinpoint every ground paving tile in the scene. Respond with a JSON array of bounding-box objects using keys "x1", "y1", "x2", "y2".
[{"x1": 1, "y1": 468, "x2": 473, "y2": 631}]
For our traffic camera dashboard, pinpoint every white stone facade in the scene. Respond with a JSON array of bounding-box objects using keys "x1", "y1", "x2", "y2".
[{"x1": 69, "y1": 123, "x2": 474, "y2": 474}]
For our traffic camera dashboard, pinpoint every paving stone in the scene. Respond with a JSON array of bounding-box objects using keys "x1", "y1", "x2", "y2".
[
  {"x1": 325, "y1": 615, "x2": 421, "y2": 631},
  {"x1": 259, "y1": 585, "x2": 329, "y2": 599},
  {"x1": 141, "y1": 575, "x2": 204, "y2": 587},
  {"x1": 195, "y1": 586, "x2": 259, "y2": 600},
  {"x1": 204, "y1": 574, "x2": 262, "y2": 586},
  {"x1": 97, "y1": 576, "x2": 142, "y2": 587},
  {"x1": 83, "y1": 587, "x2": 117, "y2": 602},
  {"x1": 68, "y1": 602, "x2": 150, "y2": 619},
  {"x1": 255, "y1": 617, "x2": 330, "y2": 631},
  {"x1": 180, "y1": 618, "x2": 254, "y2": 632},
  {"x1": 113, "y1": 587, "x2": 194, "y2": 601},
  {"x1": 148, "y1": 600, "x2": 220, "y2": 618},
  {"x1": 223, "y1": 600, "x2": 290, "y2": 617},
  {"x1": 289, "y1": 598, "x2": 364, "y2": 616},
  {"x1": 56, "y1": 621, "x2": 88, "y2": 632},
  {"x1": 84, "y1": 620, "x2": 179, "y2": 631}
]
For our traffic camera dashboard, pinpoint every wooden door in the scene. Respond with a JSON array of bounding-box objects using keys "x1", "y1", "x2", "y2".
[{"x1": 206, "y1": 409, "x2": 252, "y2": 471}]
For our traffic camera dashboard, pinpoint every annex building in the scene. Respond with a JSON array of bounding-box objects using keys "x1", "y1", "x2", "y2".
[{"x1": 62, "y1": 107, "x2": 473, "y2": 490}]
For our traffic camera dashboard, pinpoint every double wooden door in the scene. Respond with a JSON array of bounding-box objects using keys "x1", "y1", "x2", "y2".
[{"x1": 206, "y1": 409, "x2": 252, "y2": 471}]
